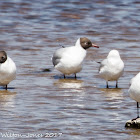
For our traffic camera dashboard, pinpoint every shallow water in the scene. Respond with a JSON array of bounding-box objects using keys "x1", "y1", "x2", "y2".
[{"x1": 0, "y1": 0, "x2": 140, "y2": 139}]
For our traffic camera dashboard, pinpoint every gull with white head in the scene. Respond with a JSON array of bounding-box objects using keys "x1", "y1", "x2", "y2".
[
  {"x1": 129, "y1": 72, "x2": 140, "y2": 120},
  {"x1": 99, "y1": 50, "x2": 124, "y2": 88}
]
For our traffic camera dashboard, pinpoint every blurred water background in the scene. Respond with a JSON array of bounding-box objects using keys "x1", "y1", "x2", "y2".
[{"x1": 0, "y1": 0, "x2": 140, "y2": 139}]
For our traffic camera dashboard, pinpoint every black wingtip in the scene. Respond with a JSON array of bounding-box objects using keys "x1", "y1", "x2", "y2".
[
  {"x1": 97, "y1": 61, "x2": 101, "y2": 64},
  {"x1": 42, "y1": 68, "x2": 52, "y2": 72}
]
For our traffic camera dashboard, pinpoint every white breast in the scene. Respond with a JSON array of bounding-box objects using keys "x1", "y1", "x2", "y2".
[
  {"x1": 99, "y1": 57, "x2": 124, "y2": 81},
  {"x1": 55, "y1": 46, "x2": 86, "y2": 75},
  {"x1": 0, "y1": 57, "x2": 16, "y2": 85},
  {"x1": 129, "y1": 73, "x2": 140, "y2": 102}
]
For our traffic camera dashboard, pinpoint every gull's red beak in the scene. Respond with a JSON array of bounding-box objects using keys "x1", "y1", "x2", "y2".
[{"x1": 92, "y1": 43, "x2": 99, "y2": 48}]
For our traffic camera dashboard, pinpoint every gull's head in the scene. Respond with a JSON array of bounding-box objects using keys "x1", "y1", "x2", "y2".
[
  {"x1": 0, "y1": 51, "x2": 7, "y2": 63},
  {"x1": 107, "y1": 50, "x2": 120, "y2": 58},
  {"x1": 75, "y1": 37, "x2": 99, "y2": 50}
]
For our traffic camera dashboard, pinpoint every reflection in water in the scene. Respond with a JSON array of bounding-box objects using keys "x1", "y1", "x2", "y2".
[
  {"x1": 0, "y1": 90, "x2": 16, "y2": 108},
  {"x1": 54, "y1": 79, "x2": 85, "y2": 108},
  {"x1": 1, "y1": 0, "x2": 140, "y2": 139},
  {"x1": 100, "y1": 88, "x2": 124, "y2": 100},
  {"x1": 54, "y1": 79, "x2": 84, "y2": 93},
  {"x1": 99, "y1": 88, "x2": 124, "y2": 121}
]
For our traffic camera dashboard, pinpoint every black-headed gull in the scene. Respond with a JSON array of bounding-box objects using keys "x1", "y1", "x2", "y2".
[
  {"x1": 0, "y1": 51, "x2": 16, "y2": 90},
  {"x1": 129, "y1": 72, "x2": 140, "y2": 120},
  {"x1": 52, "y1": 37, "x2": 99, "y2": 78},
  {"x1": 99, "y1": 50, "x2": 124, "y2": 88}
]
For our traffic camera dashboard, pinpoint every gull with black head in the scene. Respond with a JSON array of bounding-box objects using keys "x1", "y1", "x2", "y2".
[
  {"x1": 52, "y1": 37, "x2": 99, "y2": 78},
  {"x1": 0, "y1": 51, "x2": 16, "y2": 90}
]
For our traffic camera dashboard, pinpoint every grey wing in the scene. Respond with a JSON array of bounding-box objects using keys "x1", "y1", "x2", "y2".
[
  {"x1": 52, "y1": 55, "x2": 61, "y2": 66},
  {"x1": 52, "y1": 48, "x2": 65, "y2": 66},
  {"x1": 99, "y1": 59, "x2": 107, "y2": 72}
]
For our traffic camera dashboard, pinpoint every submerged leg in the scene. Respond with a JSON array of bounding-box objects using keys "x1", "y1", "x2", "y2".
[
  {"x1": 106, "y1": 81, "x2": 109, "y2": 88},
  {"x1": 74, "y1": 74, "x2": 77, "y2": 79},
  {"x1": 116, "y1": 81, "x2": 118, "y2": 88},
  {"x1": 132, "y1": 102, "x2": 139, "y2": 121},
  {"x1": 64, "y1": 74, "x2": 66, "y2": 79},
  {"x1": 137, "y1": 102, "x2": 139, "y2": 118},
  {"x1": 5, "y1": 85, "x2": 7, "y2": 90}
]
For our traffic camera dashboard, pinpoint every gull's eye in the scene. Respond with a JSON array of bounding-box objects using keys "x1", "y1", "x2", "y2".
[
  {"x1": 85, "y1": 42, "x2": 91, "y2": 45},
  {"x1": 2, "y1": 56, "x2": 5, "y2": 60},
  {"x1": 88, "y1": 42, "x2": 91, "y2": 45}
]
